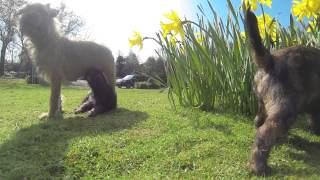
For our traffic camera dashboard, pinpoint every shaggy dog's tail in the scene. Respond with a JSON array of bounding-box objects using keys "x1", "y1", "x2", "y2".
[{"x1": 245, "y1": 8, "x2": 273, "y2": 71}]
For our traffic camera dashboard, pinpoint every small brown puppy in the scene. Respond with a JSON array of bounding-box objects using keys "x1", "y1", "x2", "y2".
[
  {"x1": 246, "y1": 9, "x2": 320, "y2": 176},
  {"x1": 19, "y1": 3, "x2": 117, "y2": 118}
]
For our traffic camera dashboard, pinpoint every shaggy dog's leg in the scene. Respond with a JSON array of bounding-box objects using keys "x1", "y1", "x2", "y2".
[
  {"x1": 57, "y1": 94, "x2": 63, "y2": 113},
  {"x1": 250, "y1": 104, "x2": 296, "y2": 176},
  {"x1": 74, "y1": 92, "x2": 95, "y2": 114},
  {"x1": 309, "y1": 112, "x2": 320, "y2": 135},
  {"x1": 85, "y1": 69, "x2": 117, "y2": 117},
  {"x1": 40, "y1": 75, "x2": 62, "y2": 119},
  {"x1": 49, "y1": 75, "x2": 62, "y2": 118}
]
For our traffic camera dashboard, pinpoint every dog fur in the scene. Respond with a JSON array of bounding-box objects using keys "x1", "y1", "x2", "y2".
[
  {"x1": 75, "y1": 69, "x2": 117, "y2": 117},
  {"x1": 74, "y1": 92, "x2": 95, "y2": 115},
  {"x1": 246, "y1": 9, "x2": 320, "y2": 176},
  {"x1": 19, "y1": 3, "x2": 117, "y2": 118}
]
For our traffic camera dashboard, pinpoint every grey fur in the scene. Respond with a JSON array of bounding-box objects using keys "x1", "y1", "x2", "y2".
[{"x1": 20, "y1": 3, "x2": 116, "y2": 118}]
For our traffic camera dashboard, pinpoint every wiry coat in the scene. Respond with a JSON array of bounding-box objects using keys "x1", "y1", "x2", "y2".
[{"x1": 246, "y1": 9, "x2": 320, "y2": 176}]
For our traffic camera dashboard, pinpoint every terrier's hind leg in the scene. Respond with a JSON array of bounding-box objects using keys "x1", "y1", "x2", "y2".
[{"x1": 250, "y1": 107, "x2": 296, "y2": 176}]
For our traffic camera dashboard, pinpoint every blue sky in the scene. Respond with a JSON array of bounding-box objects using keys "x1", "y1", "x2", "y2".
[
  {"x1": 28, "y1": 0, "x2": 295, "y2": 62},
  {"x1": 187, "y1": 0, "x2": 293, "y2": 27}
]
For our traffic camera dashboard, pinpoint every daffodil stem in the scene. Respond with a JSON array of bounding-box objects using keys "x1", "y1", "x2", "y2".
[
  {"x1": 143, "y1": 37, "x2": 161, "y2": 45},
  {"x1": 183, "y1": 20, "x2": 212, "y2": 37}
]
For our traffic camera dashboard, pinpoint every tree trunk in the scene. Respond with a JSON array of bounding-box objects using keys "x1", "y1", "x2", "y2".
[{"x1": 0, "y1": 42, "x2": 8, "y2": 76}]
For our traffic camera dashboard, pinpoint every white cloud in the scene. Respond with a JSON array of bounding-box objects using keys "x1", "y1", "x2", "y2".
[{"x1": 27, "y1": 0, "x2": 193, "y2": 62}]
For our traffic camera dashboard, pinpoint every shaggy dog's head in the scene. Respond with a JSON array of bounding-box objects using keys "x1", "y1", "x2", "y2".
[{"x1": 19, "y1": 3, "x2": 58, "y2": 38}]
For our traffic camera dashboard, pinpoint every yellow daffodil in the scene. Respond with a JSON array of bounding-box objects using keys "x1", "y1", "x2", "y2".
[
  {"x1": 243, "y1": 0, "x2": 258, "y2": 10},
  {"x1": 292, "y1": 0, "x2": 320, "y2": 21},
  {"x1": 308, "y1": 0, "x2": 320, "y2": 17},
  {"x1": 242, "y1": 0, "x2": 272, "y2": 10},
  {"x1": 292, "y1": 0, "x2": 311, "y2": 20},
  {"x1": 160, "y1": 10, "x2": 185, "y2": 40},
  {"x1": 129, "y1": 31, "x2": 143, "y2": 50},
  {"x1": 257, "y1": 13, "x2": 277, "y2": 41},
  {"x1": 259, "y1": 0, "x2": 272, "y2": 7}
]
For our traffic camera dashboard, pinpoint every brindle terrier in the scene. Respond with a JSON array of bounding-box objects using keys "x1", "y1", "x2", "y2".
[{"x1": 246, "y1": 9, "x2": 320, "y2": 176}]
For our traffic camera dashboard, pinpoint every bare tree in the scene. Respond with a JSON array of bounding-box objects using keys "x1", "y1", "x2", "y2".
[
  {"x1": 7, "y1": 41, "x2": 19, "y2": 63},
  {"x1": 17, "y1": 29, "x2": 32, "y2": 71},
  {"x1": 56, "y1": 3, "x2": 85, "y2": 39},
  {"x1": 0, "y1": 0, "x2": 25, "y2": 76},
  {"x1": 0, "y1": 1, "x2": 85, "y2": 77}
]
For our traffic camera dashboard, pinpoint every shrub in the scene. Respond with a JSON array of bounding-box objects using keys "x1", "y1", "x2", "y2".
[
  {"x1": 135, "y1": 81, "x2": 161, "y2": 89},
  {"x1": 26, "y1": 74, "x2": 49, "y2": 85}
]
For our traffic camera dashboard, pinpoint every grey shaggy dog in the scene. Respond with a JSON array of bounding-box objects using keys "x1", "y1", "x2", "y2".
[{"x1": 19, "y1": 3, "x2": 117, "y2": 118}]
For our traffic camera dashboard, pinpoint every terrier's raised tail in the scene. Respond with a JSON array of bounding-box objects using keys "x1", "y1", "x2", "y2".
[{"x1": 245, "y1": 9, "x2": 273, "y2": 71}]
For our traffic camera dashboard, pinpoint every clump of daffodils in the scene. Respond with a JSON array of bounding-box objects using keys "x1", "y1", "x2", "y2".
[
  {"x1": 129, "y1": 0, "x2": 319, "y2": 50},
  {"x1": 292, "y1": 0, "x2": 320, "y2": 32},
  {"x1": 129, "y1": 10, "x2": 185, "y2": 49}
]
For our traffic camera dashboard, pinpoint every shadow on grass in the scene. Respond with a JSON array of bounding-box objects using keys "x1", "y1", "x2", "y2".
[
  {"x1": 199, "y1": 121, "x2": 234, "y2": 135},
  {"x1": 0, "y1": 108, "x2": 148, "y2": 179},
  {"x1": 271, "y1": 134, "x2": 320, "y2": 177},
  {"x1": 190, "y1": 111, "x2": 253, "y2": 135},
  {"x1": 289, "y1": 135, "x2": 320, "y2": 165}
]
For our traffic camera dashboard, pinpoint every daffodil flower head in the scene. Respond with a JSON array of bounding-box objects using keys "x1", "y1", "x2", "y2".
[
  {"x1": 243, "y1": 0, "x2": 257, "y2": 10},
  {"x1": 129, "y1": 31, "x2": 144, "y2": 50},
  {"x1": 292, "y1": 0, "x2": 310, "y2": 20},
  {"x1": 259, "y1": 0, "x2": 272, "y2": 7},
  {"x1": 242, "y1": 0, "x2": 272, "y2": 10},
  {"x1": 292, "y1": 0, "x2": 320, "y2": 21},
  {"x1": 307, "y1": 0, "x2": 320, "y2": 18},
  {"x1": 160, "y1": 10, "x2": 185, "y2": 41},
  {"x1": 257, "y1": 13, "x2": 277, "y2": 41}
]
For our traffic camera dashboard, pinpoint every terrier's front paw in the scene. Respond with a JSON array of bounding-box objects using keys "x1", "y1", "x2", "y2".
[{"x1": 249, "y1": 160, "x2": 271, "y2": 176}]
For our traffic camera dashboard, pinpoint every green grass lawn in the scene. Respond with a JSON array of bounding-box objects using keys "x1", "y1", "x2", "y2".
[{"x1": 1, "y1": 79, "x2": 320, "y2": 179}]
